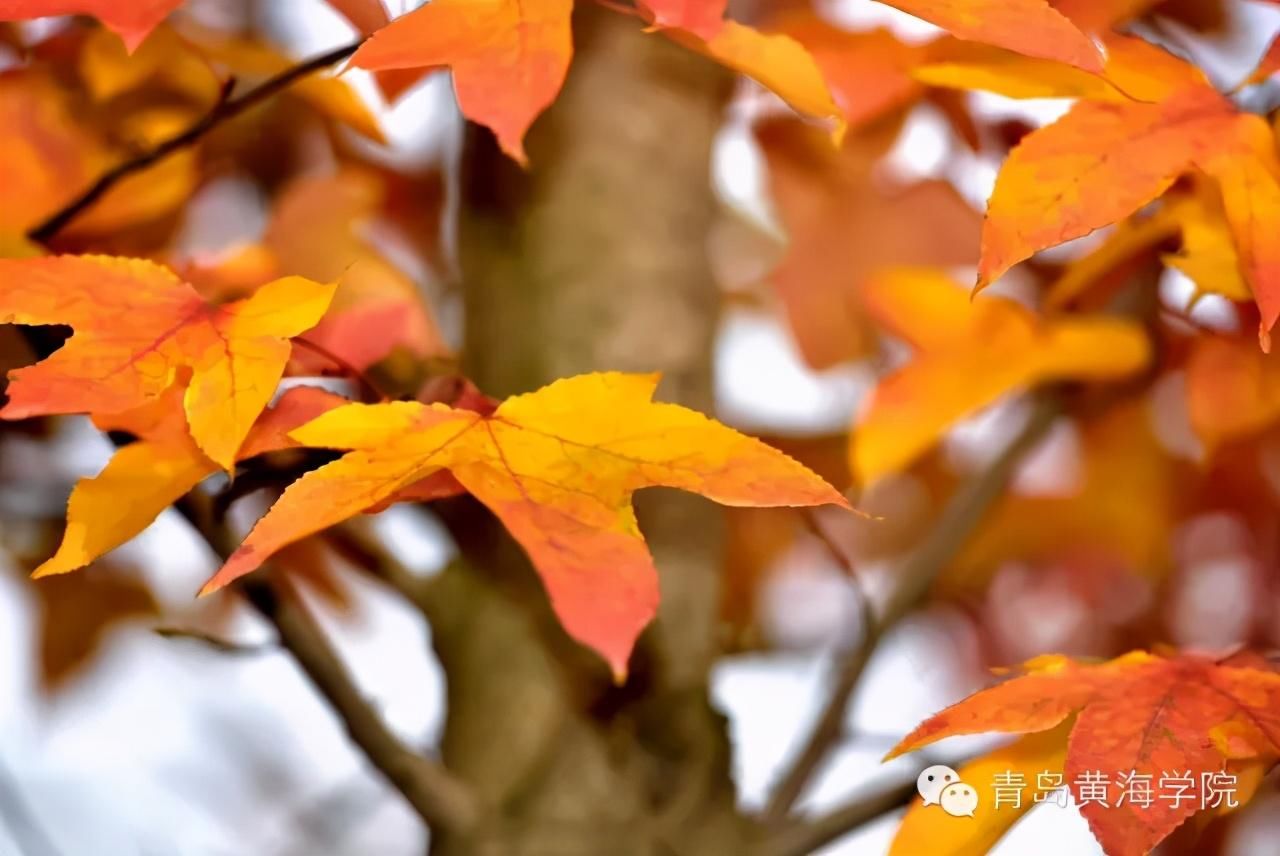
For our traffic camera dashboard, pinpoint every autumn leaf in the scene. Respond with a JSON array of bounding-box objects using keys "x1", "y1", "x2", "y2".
[
  {"x1": 0, "y1": 255, "x2": 336, "y2": 469},
  {"x1": 263, "y1": 169, "x2": 446, "y2": 371},
  {"x1": 32, "y1": 384, "x2": 347, "y2": 579},
  {"x1": 850, "y1": 268, "x2": 1149, "y2": 484},
  {"x1": 973, "y1": 36, "x2": 1280, "y2": 344},
  {"x1": 889, "y1": 721, "x2": 1071, "y2": 856},
  {"x1": 774, "y1": 19, "x2": 925, "y2": 130},
  {"x1": 202, "y1": 372, "x2": 848, "y2": 678},
  {"x1": 678, "y1": 20, "x2": 841, "y2": 135},
  {"x1": 757, "y1": 118, "x2": 980, "y2": 368},
  {"x1": 350, "y1": 0, "x2": 573, "y2": 164},
  {"x1": 637, "y1": 0, "x2": 725, "y2": 39},
  {"x1": 1186, "y1": 335, "x2": 1280, "y2": 451},
  {"x1": 0, "y1": 0, "x2": 183, "y2": 51},
  {"x1": 952, "y1": 401, "x2": 1176, "y2": 591},
  {"x1": 0, "y1": 71, "x2": 196, "y2": 240},
  {"x1": 30, "y1": 561, "x2": 158, "y2": 691},
  {"x1": 1043, "y1": 183, "x2": 1248, "y2": 311},
  {"x1": 887, "y1": 651, "x2": 1280, "y2": 856},
  {"x1": 351, "y1": 0, "x2": 840, "y2": 163},
  {"x1": 872, "y1": 0, "x2": 1103, "y2": 71}
]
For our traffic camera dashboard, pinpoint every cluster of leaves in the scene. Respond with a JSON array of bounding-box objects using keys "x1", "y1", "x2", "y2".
[{"x1": 5, "y1": 0, "x2": 1280, "y2": 854}]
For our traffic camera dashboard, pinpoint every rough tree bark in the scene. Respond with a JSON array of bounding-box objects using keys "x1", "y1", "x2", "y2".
[{"x1": 431, "y1": 4, "x2": 750, "y2": 854}]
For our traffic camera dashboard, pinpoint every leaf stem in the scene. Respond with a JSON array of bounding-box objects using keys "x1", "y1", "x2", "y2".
[{"x1": 27, "y1": 40, "x2": 364, "y2": 244}]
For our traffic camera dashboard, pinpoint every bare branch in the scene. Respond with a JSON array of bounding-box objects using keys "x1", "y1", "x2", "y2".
[
  {"x1": 178, "y1": 497, "x2": 480, "y2": 836},
  {"x1": 27, "y1": 40, "x2": 363, "y2": 244},
  {"x1": 240, "y1": 574, "x2": 480, "y2": 833},
  {"x1": 759, "y1": 393, "x2": 1060, "y2": 823},
  {"x1": 757, "y1": 779, "x2": 916, "y2": 856}
]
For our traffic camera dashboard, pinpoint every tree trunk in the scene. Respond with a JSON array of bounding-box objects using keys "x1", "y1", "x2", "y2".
[{"x1": 430, "y1": 5, "x2": 751, "y2": 854}]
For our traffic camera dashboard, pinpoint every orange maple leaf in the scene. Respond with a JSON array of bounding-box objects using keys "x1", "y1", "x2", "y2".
[
  {"x1": 33, "y1": 384, "x2": 347, "y2": 579},
  {"x1": 0, "y1": 0, "x2": 182, "y2": 51},
  {"x1": 351, "y1": 0, "x2": 840, "y2": 163},
  {"x1": 349, "y1": 0, "x2": 574, "y2": 165},
  {"x1": 1186, "y1": 335, "x2": 1280, "y2": 451},
  {"x1": 887, "y1": 651, "x2": 1280, "y2": 856},
  {"x1": 202, "y1": 372, "x2": 849, "y2": 678},
  {"x1": 965, "y1": 35, "x2": 1280, "y2": 345},
  {"x1": 0, "y1": 255, "x2": 336, "y2": 469},
  {"x1": 873, "y1": 0, "x2": 1103, "y2": 70},
  {"x1": 850, "y1": 268, "x2": 1149, "y2": 484},
  {"x1": 636, "y1": 0, "x2": 726, "y2": 39}
]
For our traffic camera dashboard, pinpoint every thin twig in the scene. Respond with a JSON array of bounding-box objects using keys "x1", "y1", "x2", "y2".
[
  {"x1": 178, "y1": 497, "x2": 479, "y2": 835},
  {"x1": 28, "y1": 40, "x2": 363, "y2": 244},
  {"x1": 759, "y1": 394, "x2": 1060, "y2": 824},
  {"x1": 152, "y1": 625, "x2": 277, "y2": 655}
]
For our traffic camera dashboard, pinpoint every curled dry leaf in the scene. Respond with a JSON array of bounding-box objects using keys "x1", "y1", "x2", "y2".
[{"x1": 204, "y1": 372, "x2": 850, "y2": 678}]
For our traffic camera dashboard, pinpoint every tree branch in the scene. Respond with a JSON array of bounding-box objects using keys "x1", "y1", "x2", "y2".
[
  {"x1": 759, "y1": 393, "x2": 1061, "y2": 823},
  {"x1": 758, "y1": 779, "x2": 916, "y2": 856},
  {"x1": 27, "y1": 39, "x2": 363, "y2": 244},
  {"x1": 177, "y1": 498, "x2": 480, "y2": 836},
  {"x1": 240, "y1": 574, "x2": 480, "y2": 833}
]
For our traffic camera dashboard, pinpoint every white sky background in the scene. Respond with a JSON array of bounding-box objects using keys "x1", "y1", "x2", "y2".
[{"x1": 6, "y1": 1, "x2": 1280, "y2": 854}]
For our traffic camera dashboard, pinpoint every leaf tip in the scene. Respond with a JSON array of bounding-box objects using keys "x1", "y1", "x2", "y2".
[{"x1": 1260, "y1": 322, "x2": 1273, "y2": 354}]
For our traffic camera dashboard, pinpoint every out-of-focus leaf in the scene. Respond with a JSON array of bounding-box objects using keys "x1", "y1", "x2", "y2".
[
  {"x1": 952, "y1": 401, "x2": 1176, "y2": 590},
  {"x1": 0, "y1": 71, "x2": 196, "y2": 240},
  {"x1": 757, "y1": 118, "x2": 980, "y2": 368},
  {"x1": 638, "y1": 0, "x2": 726, "y2": 39},
  {"x1": 1187, "y1": 336, "x2": 1280, "y2": 451},
  {"x1": 265, "y1": 169, "x2": 446, "y2": 371},
  {"x1": 33, "y1": 561, "x2": 158, "y2": 691},
  {"x1": 850, "y1": 268, "x2": 1149, "y2": 484}
]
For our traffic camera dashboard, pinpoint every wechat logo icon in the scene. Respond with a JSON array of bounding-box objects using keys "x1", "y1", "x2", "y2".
[{"x1": 917, "y1": 765, "x2": 978, "y2": 817}]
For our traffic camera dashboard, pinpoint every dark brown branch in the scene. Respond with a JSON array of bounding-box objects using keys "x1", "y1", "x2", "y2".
[
  {"x1": 759, "y1": 393, "x2": 1061, "y2": 824},
  {"x1": 27, "y1": 40, "x2": 363, "y2": 244},
  {"x1": 178, "y1": 497, "x2": 479, "y2": 835},
  {"x1": 758, "y1": 779, "x2": 916, "y2": 856}
]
